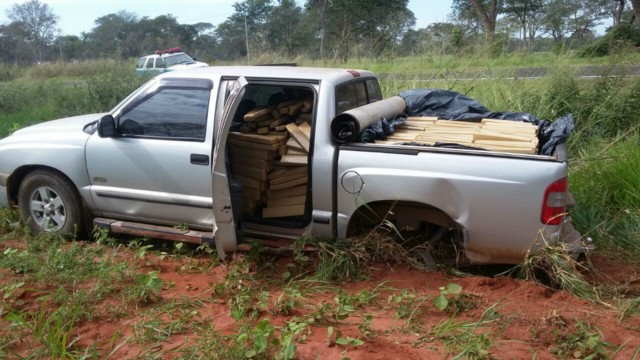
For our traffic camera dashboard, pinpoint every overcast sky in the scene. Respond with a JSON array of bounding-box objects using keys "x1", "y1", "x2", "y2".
[{"x1": 0, "y1": 0, "x2": 453, "y2": 37}]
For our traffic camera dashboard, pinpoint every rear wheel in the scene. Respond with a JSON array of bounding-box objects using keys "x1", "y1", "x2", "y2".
[{"x1": 18, "y1": 170, "x2": 84, "y2": 237}]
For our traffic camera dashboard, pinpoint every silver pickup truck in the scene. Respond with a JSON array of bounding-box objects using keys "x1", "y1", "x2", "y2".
[{"x1": 0, "y1": 66, "x2": 577, "y2": 264}]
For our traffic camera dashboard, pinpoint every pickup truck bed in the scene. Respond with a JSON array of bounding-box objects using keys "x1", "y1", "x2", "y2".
[{"x1": 336, "y1": 142, "x2": 568, "y2": 264}]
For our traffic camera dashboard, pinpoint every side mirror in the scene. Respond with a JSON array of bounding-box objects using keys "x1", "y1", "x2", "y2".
[{"x1": 98, "y1": 114, "x2": 116, "y2": 138}]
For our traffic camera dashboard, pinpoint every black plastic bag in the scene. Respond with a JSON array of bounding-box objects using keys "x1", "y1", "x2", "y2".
[{"x1": 396, "y1": 88, "x2": 573, "y2": 155}]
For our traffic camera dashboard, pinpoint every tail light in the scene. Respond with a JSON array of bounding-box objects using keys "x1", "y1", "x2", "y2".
[{"x1": 541, "y1": 177, "x2": 567, "y2": 225}]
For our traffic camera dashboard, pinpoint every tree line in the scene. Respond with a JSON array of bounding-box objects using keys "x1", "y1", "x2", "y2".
[{"x1": 1, "y1": 0, "x2": 639, "y2": 65}]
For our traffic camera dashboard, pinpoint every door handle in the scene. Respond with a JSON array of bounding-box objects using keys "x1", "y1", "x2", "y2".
[{"x1": 190, "y1": 154, "x2": 210, "y2": 166}]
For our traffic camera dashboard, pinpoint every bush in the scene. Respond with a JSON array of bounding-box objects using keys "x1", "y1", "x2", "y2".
[
  {"x1": 0, "y1": 83, "x2": 28, "y2": 113},
  {"x1": 0, "y1": 63, "x2": 21, "y2": 82},
  {"x1": 86, "y1": 70, "x2": 145, "y2": 112},
  {"x1": 544, "y1": 68, "x2": 580, "y2": 119},
  {"x1": 578, "y1": 23, "x2": 640, "y2": 58}
]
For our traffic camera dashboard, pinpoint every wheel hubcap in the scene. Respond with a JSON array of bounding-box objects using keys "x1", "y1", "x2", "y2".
[{"x1": 29, "y1": 186, "x2": 66, "y2": 231}]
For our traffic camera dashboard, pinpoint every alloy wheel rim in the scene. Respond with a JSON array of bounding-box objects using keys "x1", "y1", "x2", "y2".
[{"x1": 29, "y1": 186, "x2": 66, "y2": 231}]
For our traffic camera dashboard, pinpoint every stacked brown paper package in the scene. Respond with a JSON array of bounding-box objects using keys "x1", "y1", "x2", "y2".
[
  {"x1": 229, "y1": 97, "x2": 312, "y2": 218},
  {"x1": 374, "y1": 117, "x2": 539, "y2": 154}
]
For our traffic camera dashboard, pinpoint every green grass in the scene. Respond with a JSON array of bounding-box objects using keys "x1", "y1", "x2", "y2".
[
  {"x1": 570, "y1": 134, "x2": 640, "y2": 254},
  {"x1": 1, "y1": 53, "x2": 640, "y2": 261},
  {"x1": 296, "y1": 51, "x2": 640, "y2": 74},
  {"x1": 1, "y1": 207, "x2": 638, "y2": 358},
  {"x1": 430, "y1": 301, "x2": 502, "y2": 359},
  {"x1": 0, "y1": 68, "x2": 145, "y2": 138},
  {"x1": 0, "y1": 224, "x2": 178, "y2": 357}
]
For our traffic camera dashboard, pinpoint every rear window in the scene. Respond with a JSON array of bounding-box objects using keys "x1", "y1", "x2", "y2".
[
  {"x1": 136, "y1": 57, "x2": 146, "y2": 69},
  {"x1": 336, "y1": 78, "x2": 383, "y2": 113}
]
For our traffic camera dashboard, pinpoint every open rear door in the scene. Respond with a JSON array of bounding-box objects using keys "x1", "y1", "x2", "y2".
[{"x1": 212, "y1": 77, "x2": 248, "y2": 257}]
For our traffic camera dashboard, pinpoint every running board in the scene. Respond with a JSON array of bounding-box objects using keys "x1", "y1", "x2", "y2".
[{"x1": 93, "y1": 218, "x2": 214, "y2": 245}]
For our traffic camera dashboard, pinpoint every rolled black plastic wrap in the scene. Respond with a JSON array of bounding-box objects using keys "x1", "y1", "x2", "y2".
[{"x1": 330, "y1": 96, "x2": 406, "y2": 144}]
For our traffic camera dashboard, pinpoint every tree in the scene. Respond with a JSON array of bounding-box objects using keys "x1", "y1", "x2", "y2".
[
  {"x1": 85, "y1": 11, "x2": 138, "y2": 59},
  {"x1": 215, "y1": 16, "x2": 249, "y2": 60},
  {"x1": 426, "y1": 22, "x2": 465, "y2": 54},
  {"x1": 357, "y1": 0, "x2": 415, "y2": 58},
  {"x1": 0, "y1": 22, "x2": 31, "y2": 64},
  {"x1": 190, "y1": 22, "x2": 216, "y2": 61},
  {"x1": 305, "y1": 0, "x2": 413, "y2": 62},
  {"x1": 453, "y1": 0, "x2": 502, "y2": 43},
  {"x1": 631, "y1": 0, "x2": 640, "y2": 24},
  {"x1": 266, "y1": 0, "x2": 306, "y2": 57},
  {"x1": 611, "y1": 0, "x2": 627, "y2": 26},
  {"x1": 543, "y1": 0, "x2": 573, "y2": 42},
  {"x1": 215, "y1": 0, "x2": 274, "y2": 61},
  {"x1": 503, "y1": 0, "x2": 544, "y2": 47},
  {"x1": 54, "y1": 35, "x2": 83, "y2": 61},
  {"x1": 567, "y1": 0, "x2": 610, "y2": 44},
  {"x1": 397, "y1": 28, "x2": 427, "y2": 56},
  {"x1": 541, "y1": 0, "x2": 608, "y2": 47},
  {"x1": 6, "y1": 0, "x2": 58, "y2": 62},
  {"x1": 306, "y1": 0, "x2": 330, "y2": 61}
]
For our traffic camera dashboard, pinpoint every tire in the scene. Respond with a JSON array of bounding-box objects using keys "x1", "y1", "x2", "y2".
[{"x1": 18, "y1": 169, "x2": 84, "y2": 237}]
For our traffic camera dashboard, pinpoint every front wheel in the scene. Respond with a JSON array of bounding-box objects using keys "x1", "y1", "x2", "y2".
[{"x1": 18, "y1": 170, "x2": 84, "y2": 237}]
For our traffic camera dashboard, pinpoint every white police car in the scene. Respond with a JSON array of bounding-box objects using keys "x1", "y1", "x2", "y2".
[{"x1": 135, "y1": 47, "x2": 208, "y2": 76}]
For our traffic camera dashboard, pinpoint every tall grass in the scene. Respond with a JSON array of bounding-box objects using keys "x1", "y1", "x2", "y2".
[
  {"x1": 309, "y1": 51, "x2": 640, "y2": 74},
  {"x1": 569, "y1": 134, "x2": 640, "y2": 253},
  {"x1": 1, "y1": 54, "x2": 639, "y2": 255},
  {"x1": 0, "y1": 65, "x2": 145, "y2": 138}
]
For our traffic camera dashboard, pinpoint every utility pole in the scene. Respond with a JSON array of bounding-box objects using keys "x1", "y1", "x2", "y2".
[
  {"x1": 58, "y1": 38, "x2": 63, "y2": 63},
  {"x1": 244, "y1": 14, "x2": 250, "y2": 64}
]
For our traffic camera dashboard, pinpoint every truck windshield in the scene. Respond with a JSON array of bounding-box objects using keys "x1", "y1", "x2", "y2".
[{"x1": 165, "y1": 53, "x2": 195, "y2": 67}]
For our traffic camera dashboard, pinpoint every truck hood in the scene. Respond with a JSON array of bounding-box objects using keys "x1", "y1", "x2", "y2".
[{"x1": 0, "y1": 113, "x2": 106, "y2": 147}]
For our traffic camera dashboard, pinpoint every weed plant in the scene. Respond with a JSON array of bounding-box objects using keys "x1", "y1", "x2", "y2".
[
  {"x1": 0, "y1": 208, "x2": 21, "y2": 236},
  {"x1": 619, "y1": 297, "x2": 640, "y2": 321},
  {"x1": 551, "y1": 321, "x2": 614, "y2": 359},
  {"x1": 0, "y1": 229, "x2": 178, "y2": 356},
  {"x1": 430, "y1": 302, "x2": 501, "y2": 359},
  {"x1": 518, "y1": 241, "x2": 599, "y2": 301},
  {"x1": 312, "y1": 219, "x2": 423, "y2": 281}
]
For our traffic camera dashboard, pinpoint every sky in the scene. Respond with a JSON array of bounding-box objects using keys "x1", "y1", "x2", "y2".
[{"x1": 0, "y1": 0, "x2": 453, "y2": 37}]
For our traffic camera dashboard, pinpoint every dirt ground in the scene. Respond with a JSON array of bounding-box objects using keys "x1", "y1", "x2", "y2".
[{"x1": 1, "y1": 236, "x2": 640, "y2": 359}]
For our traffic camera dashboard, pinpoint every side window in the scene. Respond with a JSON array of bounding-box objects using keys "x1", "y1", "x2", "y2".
[
  {"x1": 354, "y1": 82, "x2": 367, "y2": 106},
  {"x1": 119, "y1": 87, "x2": 210, "y2": 141},
  {"x1": 144, "y1": 58, "x2": 154, "y2": 69},
  {"x1": 136, "y1": 57, "x2": 145, "y2": 69},
  {"x1": 336, "y1": 80, "x2": 378, "y2": 113},
  {"x1": 337, "y1": 83, "x2": 357, "y2": 113},
  {"x1": 155, "y1": 58, "x2": 166, "y2": 68},
  {"x1": 366, "y1": 79, "x2": 382, "y2": 102}
]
